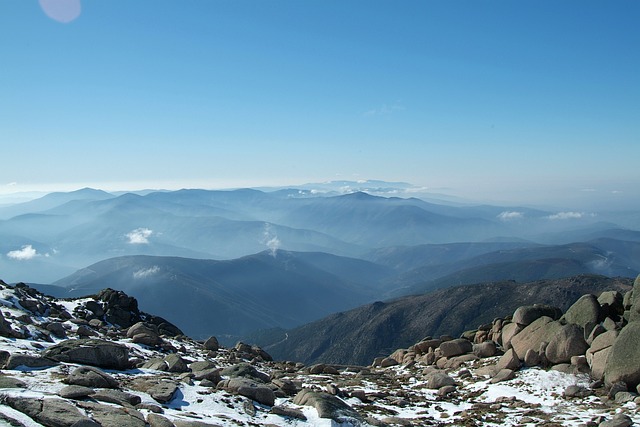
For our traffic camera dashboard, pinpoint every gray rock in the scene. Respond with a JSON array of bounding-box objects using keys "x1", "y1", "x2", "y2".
[
  {"x1": 414, "y1": 339, "x2": 442, "y2": 354},
  {"x1": 163, "y1": 354, "x2": 189, "y2": 373},
  {"x1": 545, "y1": 323, "x2": 589, "y2": 364},
  {"x1": 92, "y1": 389, "x2": 142, "y2": 406},
  {"x1": 141, "y1": 357, "x2": 167, "y2": 371},
  {"x1": 192, "y1": 367, "x2": 221, "y2": 384},
  {"x1": 563, "y1": 294, "x2": 601, "y2": 329},
  {"x1": 598, "y1": 291, "x2": 624, "y2": 315},
  {"x1": 4, "y1": 354, "x2": 59, "y2": 370},
  {"x1": 608, "y1": 381, "x2": 628, "y2": 399},
  {"x1": 380, "y1": 357, "x2": 399, "y2": 367},
  {"x1": 589, "y1": 347, "x2": 613, "y2": 381},
  {"x1": 511, "y1": 317, "x2": 563, "y2": 361},
  {"x1": 599, "y1": 413, "x2": 633, "y2": 427},
  {"x1": 42, "y1": 339, "x2": 130, "y2": 370},
  {"x1": 604, "y1": 321, "x2": 640, "y2": 387},
  {"x1": 203, "y1": 336, "x2": 219, "y2": 351},
  {"x1": 58, "y1": 385, "x2": 95, "y2": 399},
  {"x1": 629, "y1": 275, "x2": 640, "y2": 322},
  {"x1": 473, "y1": 341, "x2": 497, "y2": 358},
  {"x1": 70, "y1": 420, "x2": 101, "y2": 427},
  {"x1": 496, "y1": 348, "x2": 521, "y2": 371},
  {"x1": 2, "y1": 395, "x2": 42, "y2": 419},
  {"x1": 45, "y1": 322, "x2": 67, "y2": 339},
  {"x1": 189, "y1": 360, "x2": 216, "y2": 371},
  {"x1": 438, "y1": 385, "x2": 456, "y2": 396},
  {"x1": 523, "y1": 348, "x2": 541, "y2": 367},
  {"x1": 39, "y1": 398, "x2": 91, "y2": 427},
  {"x1": 0, "y1": 375, "x2": 27, "y2": 388},
  {"x1": 293, "y1": 389, "x2": 362, "y2": 422},
  {"x1": 490, "y1": 369, "x2": 515, "y2": 384},
  {"x1": 439, "y1": 338, "x2": 472, "y2": 358},
  {"x1": 76, "y1": 325, "x2": 98, "y2": 337},
  {"x1": 512, "y1": 304, "x2": 561, "y2": 326},
  {"x1": 500, "y1": 322, "x2": 522, "y2": 350},
  {"x1": 270, "y1": 405, "x2": 308, "y2": 420},
  {"x1": 147, "y1": 413, "x2": 176, "y2": 427},
  {"x1": 614, "y1": 391, "x2": 637, "y2": 404},
  {"x1": 67, "y1": 366, "x2": 118, "y2": 389},
  {"x1": 77, "y1": 401, "x2": 146, "y2": 427},
  {"x1": 127, "y1": 322, "x2": 163, "y2": 347},
  {"x1": 220, "y1": 363, "x2": 270, "y2": 383},
  {"x1": 425, "y1": 371, "x2": 456, "y2": 389},
  {"x1": 590, "y1": 330, "x2": 619, "y2": 354},
  {"x1": 0, "y1": 310, "x2": 14, "y2": 337},
  {"x1": 220, "y1": 377, "x2": 275, "y2": 407},
  {"x1": 147, "y1": 381, "x2": 179, "y2": 404},
  {"x1": 563, "y1": 385, "x2": 593, "y2": 398}
]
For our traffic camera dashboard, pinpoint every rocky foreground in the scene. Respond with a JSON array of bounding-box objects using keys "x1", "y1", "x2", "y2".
[{"x1": 0, "y1": 277, "x2": 640, "y2": 426}]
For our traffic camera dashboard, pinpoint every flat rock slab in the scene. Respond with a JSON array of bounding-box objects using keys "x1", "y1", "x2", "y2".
[{"x1": 42, "y1": 339, "x2": 130, "y2": 370}]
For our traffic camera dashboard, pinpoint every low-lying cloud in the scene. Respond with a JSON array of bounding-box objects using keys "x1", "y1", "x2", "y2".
[
  {"x1": 497, "y1": 211, "x2": 525, "y2": 221},
  {"x1": 262, "y1": 223, "x2": 281, "y2": 257},
  {"x1": 546, "y1": 211, "x2": 587, "y2": 220},
  {"x1": 7, "y1": 245, "x2": 39, "y2": 260},
  {"x1": 127, "y1": 228, "x2": 153, "y2": 244},
  {"x1": 133, "y1": 266, "x2": 160, "y2": 279}
]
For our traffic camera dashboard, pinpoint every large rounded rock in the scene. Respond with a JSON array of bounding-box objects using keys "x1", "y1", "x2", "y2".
[
  {"x1": 439, "y1": 339, "x2": 473, "y2": 358},
  {"x1": 42, "y1": 339, "x2": 130, "y2": 370},
  {"x1": 545, "y1": 323, "x2": 589, "y2": 364},
  {"x1": 563, "y1": 294, "x2": 601, "y2": 329},
  {"x1": 68, "y1": 366, "x2": 119, "y2": 389},
  {"x1": 512, "y1": 305, "x2": 561, "y2": 326},
  {"x1": 604, "y1": 321, "x2": 640, "y2": 387},
  {"x1": 500, "y1": 322, "x2": 522, "y2": 350},
  {"x1": 496, "y1": 348, "x2": 521, "y2": 371},
  {"x1": 511, "y1": 317, "x2": 563, "y2": 361},
  {"x1": 425, "y1": 371, "x2": 456, "y2": 389},
  {"x1": 587, "y1": 329, "x2": 619, "y2": 380},
  {"x1": 629, "y1": 275, "x2": 640, "y2": 322},
  {"x1": 127, "y1": 322, "x2": 163, "y2": 347},
  {"x1": 203, "y1": 336, "x2": 219, "y2": 351}
]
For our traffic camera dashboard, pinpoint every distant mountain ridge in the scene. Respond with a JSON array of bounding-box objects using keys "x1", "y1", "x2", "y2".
[
  {"x1": 264, "y1": 274, "x2": 634, "y2": 365},
  {"x1": 3, "y1": 184, "x2": 638, "y2": 283},
  {"x1": 50, "y1": 251, "x2": 394, "y2": 344}
]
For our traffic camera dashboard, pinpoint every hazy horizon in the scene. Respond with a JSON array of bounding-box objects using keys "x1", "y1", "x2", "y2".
[{"x1": 2, "y1": 1, "x2": 638, "y2": 210}]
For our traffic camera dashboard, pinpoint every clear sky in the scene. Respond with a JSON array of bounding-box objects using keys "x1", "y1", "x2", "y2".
[{"x1": 1, "y1": 1, "x2": 639, "y2": 208}]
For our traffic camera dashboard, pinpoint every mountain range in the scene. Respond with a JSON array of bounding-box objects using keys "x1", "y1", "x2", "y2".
[
  {"x1": 2, "y1": 183, "x2": 639, "y2": 284},
  {"x1": 2, "y1": 182, "x2": 640, "y2": 353}
]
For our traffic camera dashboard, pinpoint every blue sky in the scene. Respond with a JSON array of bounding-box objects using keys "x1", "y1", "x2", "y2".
[{"x1": 1, "y1": 1, "x2": 639, "y2": 208}]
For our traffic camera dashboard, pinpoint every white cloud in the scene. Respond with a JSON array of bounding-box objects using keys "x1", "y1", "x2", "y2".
[
  {"x1": 363, "y1": 103, "x2": 405, "y2": 116},
  {"x1": 262, "y1": 223, "x2": 281, "y2": 257},
  {"x1": 126, "y1": 228, "x2": 153, "y2": 244},
  {"x1": 133, "y1": 266, "x2": 160, "y2": 279},
  {"x1": 546, "y1": 211, "x2": 587, "y2": 220},
  {"x1": 497, "y1": 211, "x2": 525, "y2": 221},
  {"x1": 7, "y1": 245, "x2": 39, "y2": 260}
]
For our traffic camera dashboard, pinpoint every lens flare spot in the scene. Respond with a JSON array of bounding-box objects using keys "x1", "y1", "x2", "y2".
[{"x1": 39, "y1": 0, "x2": 81, "y2": 23}]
